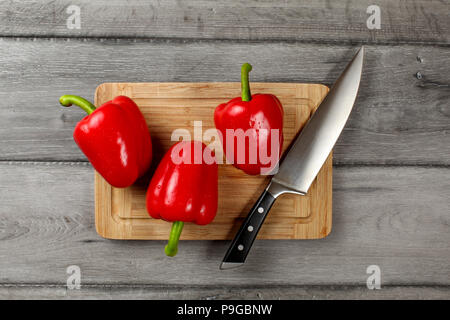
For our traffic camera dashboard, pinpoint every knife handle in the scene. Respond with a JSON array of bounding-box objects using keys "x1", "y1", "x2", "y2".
[{"x1": 221, "y1": 188, "x2": 276, "y2": 266}]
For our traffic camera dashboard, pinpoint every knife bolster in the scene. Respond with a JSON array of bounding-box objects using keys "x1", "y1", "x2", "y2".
[{"x1": 267, "y1": 180, "x2": 306, "y2": 198}]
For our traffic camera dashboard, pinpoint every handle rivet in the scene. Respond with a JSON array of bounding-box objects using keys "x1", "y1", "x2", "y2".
[
  {"x1": 257, "y1": 207, "x2": 264, "y2": 213},
  {"x1": 247, "y1": 226, "x2": 254, "y2": 232},
  {"x1": 238, "y1": 244, "x2": 244, "y2": 251}
]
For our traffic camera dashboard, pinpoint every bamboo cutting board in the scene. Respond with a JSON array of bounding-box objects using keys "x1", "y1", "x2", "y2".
[{"x1": 95, "y1": 82, "x2": 332, "y2": 240}]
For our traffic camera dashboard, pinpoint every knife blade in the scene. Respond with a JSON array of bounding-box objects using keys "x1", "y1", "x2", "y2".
[{"x1": 220, "y1": 47, "x2": 365, "y2": 270}]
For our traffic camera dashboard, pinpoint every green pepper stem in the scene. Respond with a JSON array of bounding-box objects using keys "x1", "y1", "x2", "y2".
[
  {"x1": 59, "y1": 95, "x2": 96, "y2": 115},
  {"x1": 165, "y1": 221, "x2": 184, "y2": 257},
  {"x1": 241, "y1": 63, "x2": 253, "y2": 102}
]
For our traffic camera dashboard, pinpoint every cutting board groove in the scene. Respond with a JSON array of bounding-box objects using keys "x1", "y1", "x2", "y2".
[{"x1": 95, "y1": 82, "x2": 331, "y2": 240}]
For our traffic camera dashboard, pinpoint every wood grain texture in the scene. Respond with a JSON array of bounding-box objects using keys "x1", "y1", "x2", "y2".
[
  {"x1": 0, "y1": 0, "x2": 448, "y2": 298},
  {"x1": 94, "y1": 82, "x2": 332, "y2": 240},
  {"x1": 0, "y1": 39, "x2": 448, "y2": 164},
  {"x1": 0, "y1": 0, "x2": 448, "y2": 44},
  {"x1": 0, "y1": 285, "x2": 448, "y2": 300},
  {"x1": 0, "y1": 162, "x2": 448, "y2": 286}
]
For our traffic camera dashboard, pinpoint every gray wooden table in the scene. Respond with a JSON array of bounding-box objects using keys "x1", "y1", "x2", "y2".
[{"x1": 0, "y1": 0, "x2": 449, "y2": 299}]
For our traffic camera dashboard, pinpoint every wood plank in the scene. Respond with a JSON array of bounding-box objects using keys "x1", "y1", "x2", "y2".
[
  {"x1": 0, "y1": 285, "x2": 448, "y2": 300},
  {"x1": 0, "y1": 162, "x2": 448, "y2": 285},
  {"x1": 0, "y1": 39, "x2": 448, "y2": 164},
  {"x1": 0, "y1": 0, "x2": 448, "y2": 44}
]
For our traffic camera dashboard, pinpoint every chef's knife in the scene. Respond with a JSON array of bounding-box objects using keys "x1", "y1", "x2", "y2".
[{"x1": 220, "y1": 47, "x2": 365, "y2": 270}]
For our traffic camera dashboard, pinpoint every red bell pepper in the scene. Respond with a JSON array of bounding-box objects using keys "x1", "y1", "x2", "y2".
[
  {"x1": 59, "y1": 95, "x2": 152, "y2": 188},
  {"x1": 214, "y1": 63, "x2": 284, "y2": 175},
  {"x1": 146, "y1": 141, "x2": 218, "y2": 256}
]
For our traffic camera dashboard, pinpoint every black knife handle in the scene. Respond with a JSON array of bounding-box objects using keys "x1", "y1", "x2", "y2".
[{"x1": 222, "y1": 189, "x2": 276, "y2": 265}]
